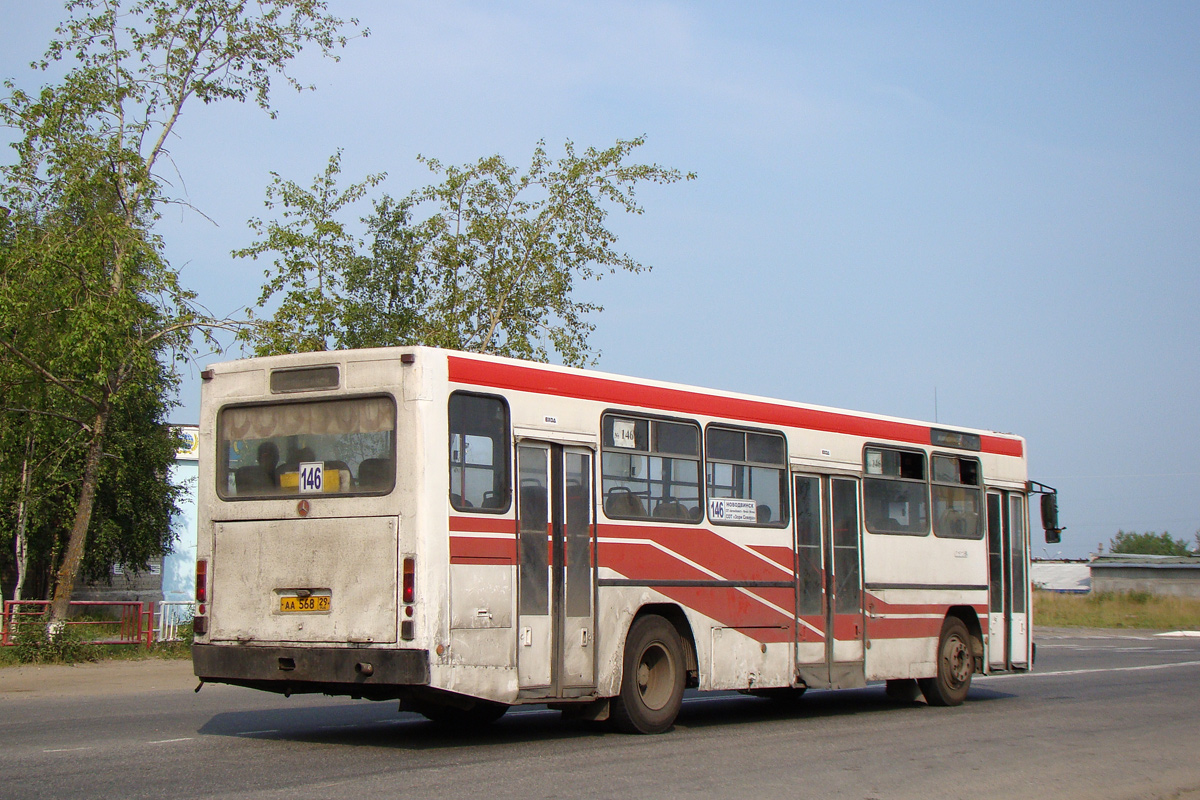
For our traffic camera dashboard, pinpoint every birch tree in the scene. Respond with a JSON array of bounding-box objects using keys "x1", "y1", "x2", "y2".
[
  {"x1": 0, "y1": 0, "x2": 362, "y2": 625},
  {"x1": 244, "y1": 137, "x2": 694, "y2": 366}
]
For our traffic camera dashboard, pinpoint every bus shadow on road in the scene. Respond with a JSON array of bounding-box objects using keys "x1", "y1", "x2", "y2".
[
  {"x1": 674, "y1": 685, "x2": 1016, "y2": 730},
  {"x1": 196, "y1": 684, "x2": 1018, "y2": 749},
  {"x1": 198, "y1": 702, "x2": 607, "y2": 750}
]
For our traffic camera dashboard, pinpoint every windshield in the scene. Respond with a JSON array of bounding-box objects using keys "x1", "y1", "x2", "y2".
[{"x1": 218, "y1": 396, "x2": 396, "y2": 499}]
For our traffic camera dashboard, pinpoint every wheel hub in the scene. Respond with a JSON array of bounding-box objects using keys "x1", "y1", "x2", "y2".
[
  {"x1": 636, "y1": 642, "x2": 673, "y2": 710},
  {"x1": 946, "y1": 636, "x2": 971, "y2": 686}
]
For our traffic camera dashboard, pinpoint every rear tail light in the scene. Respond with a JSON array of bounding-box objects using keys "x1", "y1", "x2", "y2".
[
  {"x1": 401, "y1": 557, "x2": 415, "y2": 641},
  {"x1": 402, "y1": 557, "x2": 415, "y2": 604},
  {"x1": 196, "y1": 559, "x2": 208, "y2": 616}
]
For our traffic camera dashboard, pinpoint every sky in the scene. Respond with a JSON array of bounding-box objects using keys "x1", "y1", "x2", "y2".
[{"x1": 3, "y1": 1, "x2": 1199, "y2": 559}]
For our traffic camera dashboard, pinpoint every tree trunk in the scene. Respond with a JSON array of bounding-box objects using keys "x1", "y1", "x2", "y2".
[
  {"x1": 13, "y1": 432, "x2": 33, "y2": 603},
  {"x1": 47, "y1": 401, "x2": 110, "y2": 627}
]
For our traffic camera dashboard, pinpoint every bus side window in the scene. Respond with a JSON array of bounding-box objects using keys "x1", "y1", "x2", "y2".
[
  {"x1": 863, "y1": 446, "x2": 930, "y2": 535},
  {"x1": 931, "y1": 455, "x2": 983, "y2": 539},
  {"x1": 704, "y1": 426, "x2": 789, "y2": 527},
  {"x1": 600, "y1": 414, "x2": 701, "y2": 522},
  {"x1": 449, "y1": 392, "x2": 511, "y2": 513}
]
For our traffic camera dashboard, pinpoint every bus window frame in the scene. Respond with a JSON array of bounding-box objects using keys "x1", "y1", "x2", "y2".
[
  {"x1": 703, "y1": 423, "x2": 790, "y2": 529},
  {"x1": 600, "y1": 409, "x2": 703, "y2": 524},
  {"x1": 930, "y1": 452, "x2": 984, "y2": 540},
  {"x1": 448, "y1": 390, "x2": 513, "y2": 515},
  {"x1": 861, "y1": 443, "x2": 931, "y2": 536},
  {"x1": 216, "y1": 392, "x2": 398, "y2": 501}
]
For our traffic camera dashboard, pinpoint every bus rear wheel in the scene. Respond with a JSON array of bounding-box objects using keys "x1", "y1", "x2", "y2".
[
  {"x1": 611, "y1": 614, "x2": 686, "y2": 734},
  {"x1": 919, "y1": 617, "x2": 973, "y2": 706}
]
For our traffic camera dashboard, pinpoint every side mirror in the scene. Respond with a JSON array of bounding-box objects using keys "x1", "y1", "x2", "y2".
[{"x1": 1041, "y1": 493, "x2": 1062, "y2": 544}]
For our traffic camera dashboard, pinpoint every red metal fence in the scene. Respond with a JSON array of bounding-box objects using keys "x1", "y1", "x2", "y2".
[{"x1": 1, "y1": 600, "x2": 155, "y2": 649}]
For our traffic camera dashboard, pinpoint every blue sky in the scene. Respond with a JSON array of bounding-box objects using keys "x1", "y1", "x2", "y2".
[{"x1": 4, "y1": 2, "x2": 1199, "y2": 558}]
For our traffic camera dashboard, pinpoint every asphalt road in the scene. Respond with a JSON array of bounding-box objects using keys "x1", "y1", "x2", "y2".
[{"x1": 2, "y1": 629, "x2": 1199, "y2": 800}]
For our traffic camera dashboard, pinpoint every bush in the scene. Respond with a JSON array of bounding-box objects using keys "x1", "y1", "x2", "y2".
[
  {"x1": 12, "y1": 618, "x2": 99, "y2": 665},
  {"x1": 1108, "y1": 530, "x2": 1195, "y2": 556}
]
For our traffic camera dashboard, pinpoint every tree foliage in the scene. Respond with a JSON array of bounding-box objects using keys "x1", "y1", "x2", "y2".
[
  {"x1": 234, "y1": 149, "x2": 384, "y2": 354},
  {"x1": 1108, "y1": 530, "x2": 1196, "y2": 557},
  {"x1": 0, "y1": 0, "x2": 360, "y2": 618},
  {"x1": 241, "y1": 136, "x2": 694, "y2": 366}
]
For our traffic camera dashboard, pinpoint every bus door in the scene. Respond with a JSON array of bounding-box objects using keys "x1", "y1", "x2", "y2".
[
  {"x1": 793, "y1": 474, "x2": 865, "y2": 689},
  {"x1": 986, "y1": 491, "x2": 1029, "y2": 669},
  {"x1": 517, "y1": 443, "x2": 596, "y2": 697}
]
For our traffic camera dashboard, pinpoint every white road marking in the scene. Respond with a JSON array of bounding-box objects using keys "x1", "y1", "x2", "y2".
[
  {"x1": 978, "y1": 660, "x2": 1200, "y2": 680},
  {"x1": 43, "y1": 747, "x2": 93, "y2": 753},
  {"x1": 236, "y1": 729, "x2": 281, "y2": 736},
  {"x1": 147, "y1": 738, "x2": 194, "y2": 745},
  {"x1": 1039, "y1": 645, "x2": 1159, "y2": 652}
]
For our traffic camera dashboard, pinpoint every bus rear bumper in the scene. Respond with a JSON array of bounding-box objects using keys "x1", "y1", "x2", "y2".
[{"x1": 193, "y1": 643, "x2": 430, "y2": 700}]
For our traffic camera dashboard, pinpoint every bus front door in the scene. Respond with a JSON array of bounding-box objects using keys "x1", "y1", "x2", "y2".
[
  {"x1": 794, "y1": 474, "x2": 866, "y2": 689},
  {"x1": 987, "y1": 491, "x2": 1030, "y2": 670},
  {"x1": 517, "y1": 444, "x2": 596, "y2": 698}
]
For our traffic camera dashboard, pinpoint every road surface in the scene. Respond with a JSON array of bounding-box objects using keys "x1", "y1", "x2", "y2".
[{"x1": 1, "y1": 628, "x2": 1198, "y2": 799}]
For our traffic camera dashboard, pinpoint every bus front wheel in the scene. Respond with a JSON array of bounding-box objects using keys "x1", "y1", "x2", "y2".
[
  {"x1": 919, "y1": 617, "x2": 973, "y2": 706},
  {"x1": 611, "y1": 614, "x2": 686, "y2": 734}
]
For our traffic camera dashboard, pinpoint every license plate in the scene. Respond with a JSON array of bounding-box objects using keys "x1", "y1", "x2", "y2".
[{"x1": 280, "y1": 595, "x2": 331, "y2": 613}]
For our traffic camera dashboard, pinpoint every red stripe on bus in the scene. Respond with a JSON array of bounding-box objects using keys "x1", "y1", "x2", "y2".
[
  {"x1": 865, "y1": 595, "x2": 990, "y2": 630},
  {"x1": 647, "y1": 584, "x2": 797, "y2": 636},
  {"x1": 449, "y1": 515, "x2": 516, "y2": 534},
  {"x1": 598, "y1": 523, "x2": 794, "y2": 582},
  {"x1": 599, "y1": 539, "x2": 715, "y2": 584},
  {"x1": 449, "y1": 535, "x2": 516, "y2": 565},
  {"x1": 866, "y1": 616, "x2": 944, "y2": 640},
  {"x1": 749, "y1": 545, "x2": 796, "y2": 571},
  {"x1": 448, "y1": 355, "x2": 1023, "y2": 457},
  {"x1": 798, "y1": 615, "x2": 826, "y2": 643}
]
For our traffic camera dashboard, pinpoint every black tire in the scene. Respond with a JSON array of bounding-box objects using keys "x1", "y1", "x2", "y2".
[
  {"x1": 414, "y1": 698, "x2": 509, "y2": 727},
  {"x1": 611, "y1": 614, "x2": 686, "y2": 734},
  {"x1": 918, "y1": 617, "x2": 973, "y2": 706},
  {"x1": 885, "y1": 678, "x2": 922, "y2": 703}
]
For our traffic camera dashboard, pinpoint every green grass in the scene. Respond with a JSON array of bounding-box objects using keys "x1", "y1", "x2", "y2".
[
  {"x1": 0, "y1": 644, "x2": 191, "y2": 668},
  {"x1": 1034, "y1": 589, "x2": 1200, "y2": 630}
]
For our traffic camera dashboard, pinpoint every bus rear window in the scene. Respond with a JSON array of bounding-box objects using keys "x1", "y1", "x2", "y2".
[{"x1": 218, "y1": 396, "x2": 396, "y2": 499}]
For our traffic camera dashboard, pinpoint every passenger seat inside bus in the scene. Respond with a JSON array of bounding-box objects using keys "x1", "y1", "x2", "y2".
[
  {"x1": 358, "y1": 458, "x2": 391, "y2": 490},
  {"x1": 605, "y1": 487, "x2": 645, "y2": 518},
  {"x1": 480, "y1": 491, "x2": 507, "y2": 510},
  {"x1": 652, "y1": 498, "x2": 689, "y2": 521},
  {"x1": 234, "y1": 466, "x2": 274, "y2": 495}
]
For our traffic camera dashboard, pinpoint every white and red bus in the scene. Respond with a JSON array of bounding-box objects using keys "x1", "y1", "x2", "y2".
[{"x1": 192, "y1": 346, "x2": 1061, "y2": 733}]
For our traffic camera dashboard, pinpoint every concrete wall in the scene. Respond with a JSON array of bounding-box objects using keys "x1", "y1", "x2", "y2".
[{"x1": 1091, "y1": 566, "x2": 1200, "y2": 598}]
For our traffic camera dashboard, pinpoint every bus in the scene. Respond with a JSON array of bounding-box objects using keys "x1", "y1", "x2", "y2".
[{"x1": 192, "y1": 346, "x2": 1062, "y2": 733}]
